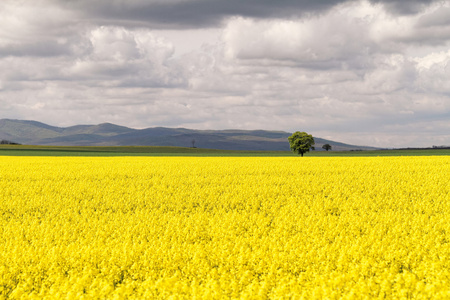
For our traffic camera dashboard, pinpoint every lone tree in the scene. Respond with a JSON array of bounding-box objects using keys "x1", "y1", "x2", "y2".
[
  {"x1": 288, "y1": 132, "x2": 315, "y2": 157},
  {"x1": 322, "y1": 144, "x2": 332, "y2": 151}
]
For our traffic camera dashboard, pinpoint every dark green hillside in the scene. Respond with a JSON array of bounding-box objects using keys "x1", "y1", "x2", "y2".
[
  {"x1": 0, "y1": 119, "x2": 379, "y2": 151},
  {"x1": 0, "y1": 119, "x2": 64, "y2": 140},
  {"x1": 62, "y1": 123, "x2": 134, "y2": 136}
]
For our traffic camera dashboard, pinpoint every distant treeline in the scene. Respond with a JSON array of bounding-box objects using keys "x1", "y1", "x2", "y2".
[
  {"x1": 397, "y1": 146, "x2": 450, "y2": 150},
  {"x1": 0, "y1": 140, "x2": 21, "y2": 145}
]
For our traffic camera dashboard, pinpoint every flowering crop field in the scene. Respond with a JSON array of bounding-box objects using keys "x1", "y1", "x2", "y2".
[{"x1": 1, "y1": 156, "x2": 449, "y2": 299}]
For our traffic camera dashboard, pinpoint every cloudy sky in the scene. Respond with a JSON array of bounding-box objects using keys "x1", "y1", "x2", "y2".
[{"x1": 1, "y1": 0, "x2": 449, "y2": 147}]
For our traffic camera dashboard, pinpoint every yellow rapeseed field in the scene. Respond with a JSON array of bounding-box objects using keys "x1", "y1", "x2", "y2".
[{"x1": 0, "y1": 156, "x2": 449, "y2": 299}]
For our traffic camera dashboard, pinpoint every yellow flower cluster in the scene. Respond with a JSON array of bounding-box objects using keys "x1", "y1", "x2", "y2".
[{"x1": 0, "y1": 156, "x2": 449, "y2": 299}]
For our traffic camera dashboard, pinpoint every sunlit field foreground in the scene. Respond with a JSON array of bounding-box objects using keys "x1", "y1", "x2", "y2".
[{"x1": 1, "y1": 156, "x2": 449, "y2": 299}]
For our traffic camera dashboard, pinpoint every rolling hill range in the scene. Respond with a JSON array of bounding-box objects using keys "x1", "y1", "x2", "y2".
[{"x1": 0, "y1": 119, "x2": 378, "y2": 151}]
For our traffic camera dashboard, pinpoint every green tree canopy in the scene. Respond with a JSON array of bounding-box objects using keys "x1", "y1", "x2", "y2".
[
  {"x1": 288, "y1": 132, "x2": 315, "y2": 157},
  {"x1": 322, "y1": 144, "x2": 332, "y2": 151}
]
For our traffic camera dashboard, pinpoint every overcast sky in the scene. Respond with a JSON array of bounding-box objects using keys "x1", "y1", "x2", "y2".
[{"x1": 1, "y1": 0, "x2": 449, "y2": 147}]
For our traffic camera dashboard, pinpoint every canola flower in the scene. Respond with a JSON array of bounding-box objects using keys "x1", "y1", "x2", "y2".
[{"x1": 0, "y1": 156, "x2": 449, "y2": 299}]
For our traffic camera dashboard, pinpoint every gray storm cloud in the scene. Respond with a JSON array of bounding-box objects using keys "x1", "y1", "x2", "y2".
[
  {"x1": 61, "y1": 0, "x2": 442, "y2": 28},
  {"x1": 0, "y1": 0, "x2": 449, "y2": 148}
]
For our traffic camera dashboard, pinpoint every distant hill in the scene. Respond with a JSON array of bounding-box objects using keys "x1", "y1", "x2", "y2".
[{"x1": 0, "y1": 119, "x2": 379, "y2": 151}]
